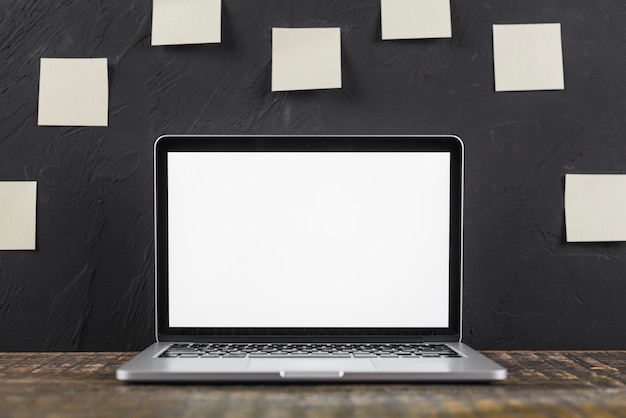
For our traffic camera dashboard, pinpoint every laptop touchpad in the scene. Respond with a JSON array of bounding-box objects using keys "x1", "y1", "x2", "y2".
[{"x1": 247, "y1": 358, "x2": 376, "y2": 372}]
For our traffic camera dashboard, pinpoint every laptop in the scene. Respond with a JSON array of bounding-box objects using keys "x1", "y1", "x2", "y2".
[{"x1": 116, "y1": 135, "x2": 506, "y2": 382}]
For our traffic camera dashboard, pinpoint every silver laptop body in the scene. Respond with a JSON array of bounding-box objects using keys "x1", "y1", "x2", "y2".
[{"x1": 117, "y1": 135, "x2": 506, "y2": 382}]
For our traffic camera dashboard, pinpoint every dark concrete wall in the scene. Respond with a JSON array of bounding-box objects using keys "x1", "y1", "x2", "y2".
[{"x1": 0, "y1": 0, "x2": 625, "y2": 350}]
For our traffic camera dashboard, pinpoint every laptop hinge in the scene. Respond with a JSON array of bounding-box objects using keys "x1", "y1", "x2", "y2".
[{"x1": 158, "y1": 334, "x2": 459, "y2": 344}]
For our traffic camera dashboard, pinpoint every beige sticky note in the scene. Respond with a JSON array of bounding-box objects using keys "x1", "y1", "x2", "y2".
[
  {"x1": 272, "y1": 27, "x2": 342, "y2": 92},
  {"x1": 381, "y1": 0, "x2": 452, "y2": 40},
  {"x1": 152, "y1": 0, "x2": 221, "y2": 46},
  {"x1": 38, "y1": 58, "x2": 108, "y2": 126},
  {"x1": 493, "y1": 23, "x2": 564, "y2": 92},
  {"x1": 565, "y1": 174, "x2": 626, "y2": 242},
  {"x1": 0, "y1": 182, "x2": 37, "y2": 250}
]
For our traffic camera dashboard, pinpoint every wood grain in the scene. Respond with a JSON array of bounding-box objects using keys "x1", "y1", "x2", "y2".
[{"x1": 0, "y1": 351, "x2": 625, "y2": 417}]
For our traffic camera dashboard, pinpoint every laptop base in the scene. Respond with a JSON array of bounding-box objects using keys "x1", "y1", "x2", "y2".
[{"x1": 117, "y1": 342, "x2": 506, "y2": 382}]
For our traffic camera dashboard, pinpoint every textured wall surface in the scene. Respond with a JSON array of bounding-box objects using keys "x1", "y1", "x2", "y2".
[{"x1": 0, "y1": 0, "x2": 625, "y2": 351}]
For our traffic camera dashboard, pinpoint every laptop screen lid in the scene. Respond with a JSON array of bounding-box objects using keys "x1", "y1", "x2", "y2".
[{"x1": 155, "y1": 136, "x2": 462, "y2": 343}]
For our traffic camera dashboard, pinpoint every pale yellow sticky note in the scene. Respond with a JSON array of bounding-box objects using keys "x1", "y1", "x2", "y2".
[
  {"x1": 152, "y1": 0, "x2": 221, "y2": 46},
  {"x1": 565, "y1": 174, "x2": 626, "y2": 242},
  {"x1": 272, "y1": 27, "x2": 342, "y2": 92},
  {"x1": 493, "y1": 23, "x2": 564, "y2": 92},
  {"x1": 0, "y1": 181, "x2": 37, "y2": 250},
  {"x1": 381, "y1": 0, "x2": 452, "y2": 40},
  {"x1": 38, "y1": 58, "x2": 108, "y2": 126}
]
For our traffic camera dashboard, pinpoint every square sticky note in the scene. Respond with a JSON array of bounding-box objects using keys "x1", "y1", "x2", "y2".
[
  {"x1": 381, "y1": 0, "x2": 452, "y2": 40},
  {"x1": 152, "y1": 0, "x2": 221, "y2": 46},
  {"x1": 565, "y1": 174, "x2": 626, "y2": 242},
  {"x1": 0, "y1": 182, "x2": 37, "y2": 250},
  {"x1": 38, "y1": 58, "x2": 108, "y2": 126},
  {"x1": 271, "y1": 27, "x2": 342, "y2": 92},
  {"x1": 493, "y1": 23, "x2": 564, "y2": 92}
]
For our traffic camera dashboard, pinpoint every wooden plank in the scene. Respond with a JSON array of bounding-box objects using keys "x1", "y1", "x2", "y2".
[{"x1": 0, "y1": 351, "x2": 625, "y2": 417}]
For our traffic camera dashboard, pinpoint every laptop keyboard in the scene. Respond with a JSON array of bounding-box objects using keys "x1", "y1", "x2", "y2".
[{"x1": 159, "y1": 343, "x2": 461, "y2": 358}]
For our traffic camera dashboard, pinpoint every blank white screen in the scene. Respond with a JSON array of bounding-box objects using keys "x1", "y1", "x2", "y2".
[{"x1": 168, "y1": 152, "x2": 450, "y2": 328}]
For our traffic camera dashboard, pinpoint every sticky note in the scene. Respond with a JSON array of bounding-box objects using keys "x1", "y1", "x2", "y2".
[
  {"x1": 381, "y1": 0, "x2": 452, "y2": 40},
  {"x1": 0, "y1": 182, "x2": 37, "y2": 250},
  {"x1": 493, "y1": 23, "x2": 564, "y2": 92},
  {"x1": 272, "y1": 27, "x2": 342, "y2": 92},
  {"x1": 565, "y1": 174, "x2": 626, "y2": 242},
  {"x1": 38, "y1": 58, "x2": 108, "y2": 126},
  {"x1": 152, "y1": 0, "x2": 221, "y2": 46}
]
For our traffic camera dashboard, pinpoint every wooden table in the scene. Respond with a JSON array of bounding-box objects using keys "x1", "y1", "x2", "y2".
[{"x1": 1, "y1": 351, "x2": 625, "y2": 417}]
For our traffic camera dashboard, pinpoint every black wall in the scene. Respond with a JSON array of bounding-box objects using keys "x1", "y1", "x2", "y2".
[{"x1": 1, "y1": 0, "x2": 625, "y2": 351}]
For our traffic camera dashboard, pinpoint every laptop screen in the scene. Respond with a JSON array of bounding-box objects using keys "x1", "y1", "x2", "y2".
[{"x1": 162, "y1": 139, "x2": 459, "y2": 333}]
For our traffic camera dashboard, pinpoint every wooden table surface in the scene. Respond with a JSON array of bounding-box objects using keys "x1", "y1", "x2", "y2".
[{"x1": 1, "y1": 351, "x2": 625, "y2": 417}]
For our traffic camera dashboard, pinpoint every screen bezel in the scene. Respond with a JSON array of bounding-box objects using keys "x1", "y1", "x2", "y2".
[{"x1": 155, "y1": 135, "x2": 463, "y2": 343}]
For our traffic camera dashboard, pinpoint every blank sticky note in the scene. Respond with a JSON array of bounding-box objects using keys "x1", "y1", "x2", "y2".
[
  {"x1": 272, "y1": 27, "x2": 342, "y2": 92},
  {"x1": 38, "y1": 58, "x2": 108, "y2": 126},
  {"x1": 0, "y1": 182, "x2": 37, "y2": 250},
  {"x1": 493, "y1": 23, "x2": 564, "y2": 92},
  {"x1": 381, "y1": 0, "x2": 452, "y2": 40},
  {"x1": 565, "y1": 174, "x2": 626, "y2": 242},
  {"x1": 152, "y1": 0, "x2": 221, "y2": 46}
]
